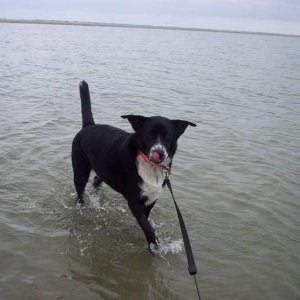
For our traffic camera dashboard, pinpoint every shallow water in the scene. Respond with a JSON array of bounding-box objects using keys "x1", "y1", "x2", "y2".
[{"x1": 0, "y1": 23, "x2": 300, "y2": 299}]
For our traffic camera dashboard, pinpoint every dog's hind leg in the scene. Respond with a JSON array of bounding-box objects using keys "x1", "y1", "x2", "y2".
[
  {"x1": 72, "y1": 146, "x2": 91, "y2": 204},
  {"x1": 92, "y1": 175, "x2": 103, "y2": 189}
]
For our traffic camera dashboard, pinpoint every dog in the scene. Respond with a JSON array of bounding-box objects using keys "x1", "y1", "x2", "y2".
[{"x1": 72, "y1": 81, "x2": 196, "y2": 251}]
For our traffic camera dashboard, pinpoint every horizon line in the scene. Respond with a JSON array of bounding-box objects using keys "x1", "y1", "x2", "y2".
[{"x1": 1, "y1": 18, "x2": 299, "y2": 38}]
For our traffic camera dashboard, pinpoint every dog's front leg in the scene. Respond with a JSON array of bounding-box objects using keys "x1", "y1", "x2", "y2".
[{"x1": 127, "y1": 200, "x2": 158, "y2": 248}]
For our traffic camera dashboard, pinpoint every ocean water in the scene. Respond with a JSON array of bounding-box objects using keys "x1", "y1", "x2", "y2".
[{"x1": 0, "y1": 23, "x2": 299, "y2": 299}]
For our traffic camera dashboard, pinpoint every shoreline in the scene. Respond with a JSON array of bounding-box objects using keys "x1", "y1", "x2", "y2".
[{"x1": 1, "y1": 18, "x2": 299, "y2": 38}]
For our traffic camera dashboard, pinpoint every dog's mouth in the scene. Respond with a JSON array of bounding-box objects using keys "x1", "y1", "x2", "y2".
[
  {"x1": 149, "y1": 150, "x2": 163, "y2": 163},
  {"x1": 148, "y1": 145, "x2": 168, "y2": 165}
]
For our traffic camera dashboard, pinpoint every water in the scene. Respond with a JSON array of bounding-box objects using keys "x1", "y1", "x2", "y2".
[{"x1": 0, "y1": 23, "x2": 299, "y2": 299}]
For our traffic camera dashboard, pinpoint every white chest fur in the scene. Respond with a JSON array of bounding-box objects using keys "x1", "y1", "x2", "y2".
[{"x1": 136, "y1": 156, "x2": 164, "y2": 206}]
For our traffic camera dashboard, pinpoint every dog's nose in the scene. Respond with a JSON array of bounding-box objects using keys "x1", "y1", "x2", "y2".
[{"x1": 150, "y1": 149, "x2": 165, "y2": 163}]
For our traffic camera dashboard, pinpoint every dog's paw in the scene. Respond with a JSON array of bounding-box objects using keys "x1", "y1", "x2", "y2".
[
  {"x1": 148, "y1": 242, "x2": 160, "y2": 255},
  {"x1": 75, "y1": 196, "x2": 84, "y2": 206}
]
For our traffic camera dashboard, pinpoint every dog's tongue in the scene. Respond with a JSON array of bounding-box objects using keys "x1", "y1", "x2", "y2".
[{"x1": 150, "y1": 151, "x2": 160, "y2": 163}]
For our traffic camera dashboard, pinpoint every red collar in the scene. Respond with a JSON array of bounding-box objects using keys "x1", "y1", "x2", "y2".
[{"x1": 137, "y1": 150, "x2": 170, "y2": 170}]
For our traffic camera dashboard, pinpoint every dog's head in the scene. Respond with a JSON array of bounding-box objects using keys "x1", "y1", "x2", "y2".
[{"x1": 121, "y1": 115, "x2": 196, "y2": 166}]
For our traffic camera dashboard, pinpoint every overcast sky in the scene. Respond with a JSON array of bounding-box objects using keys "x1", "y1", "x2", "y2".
[{"x1": 1, "y1": 0, "x2": 300, "y2": 35}]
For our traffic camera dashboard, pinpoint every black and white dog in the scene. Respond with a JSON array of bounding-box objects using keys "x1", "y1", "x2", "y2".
[{"x1": 72, "y1": 81, "x2": 196, "y2": 251}]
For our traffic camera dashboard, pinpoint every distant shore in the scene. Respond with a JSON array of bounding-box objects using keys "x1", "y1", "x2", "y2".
[{"x1": 1, "y1": 18, "x2": 299, "y2": 38}]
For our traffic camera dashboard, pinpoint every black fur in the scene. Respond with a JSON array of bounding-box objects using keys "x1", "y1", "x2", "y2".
[{"x1": 72, "y1": 81, "x2": 196, "y2": 249}]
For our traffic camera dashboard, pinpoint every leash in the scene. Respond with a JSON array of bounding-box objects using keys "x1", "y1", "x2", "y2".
[
  {"x1": 137, "y1": 149, "x2": 202, "y2": 299},
  {"x1": 164, "y1": 170, "x2": 202, "y2": 300}
]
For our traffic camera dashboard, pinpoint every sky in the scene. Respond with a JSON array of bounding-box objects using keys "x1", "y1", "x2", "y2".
[{"x1": 1, "y1": 0, "x2": 300, "y2": 35}]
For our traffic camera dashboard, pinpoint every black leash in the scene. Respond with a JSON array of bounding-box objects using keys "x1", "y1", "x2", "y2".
[{"x1": 164, "y1": 173, "x2": 202, "y2": 300}]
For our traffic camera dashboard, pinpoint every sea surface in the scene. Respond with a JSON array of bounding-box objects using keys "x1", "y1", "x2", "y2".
[{"x1": 0, "y1": 23, "x2": 299, "y2": 300}]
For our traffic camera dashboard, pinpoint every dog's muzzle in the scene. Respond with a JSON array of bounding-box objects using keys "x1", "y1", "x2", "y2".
[{"x1": 149, "y1": 145, "x2": 167, "y2": 164}]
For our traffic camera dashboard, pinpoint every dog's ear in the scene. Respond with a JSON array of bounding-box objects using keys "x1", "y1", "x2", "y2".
[
  {"x1": 121, "y1": 115, "x2": 148, "y2": 131},
  {"x1": 172, "y1": 119, "x2": 196, "y2": 137}
]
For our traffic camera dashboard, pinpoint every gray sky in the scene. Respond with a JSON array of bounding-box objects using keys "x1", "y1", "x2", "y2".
[{"x1": 1, "y1": 0, "x2": 300, "y2": 34}]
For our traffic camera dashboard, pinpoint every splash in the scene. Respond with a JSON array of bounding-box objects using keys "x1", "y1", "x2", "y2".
[{"x1": 150, "y1": 238, "x2": 183, "y2": 256}]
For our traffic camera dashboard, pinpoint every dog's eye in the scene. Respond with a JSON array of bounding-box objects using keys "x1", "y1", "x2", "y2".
[
  {"x1": 159, "y1": 128, "x2": 168, "y2": 138},
  {"x1": 162, "y1": 133, "x2": 171, "y2": 145},
  {"x1": 166, "y1": 135, "x2": 171, "y2": 143}
]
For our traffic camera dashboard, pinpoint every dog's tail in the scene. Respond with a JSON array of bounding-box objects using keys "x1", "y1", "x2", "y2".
[{"x1": 79, "y1": 81, "x2": 95, "y2": 128}]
